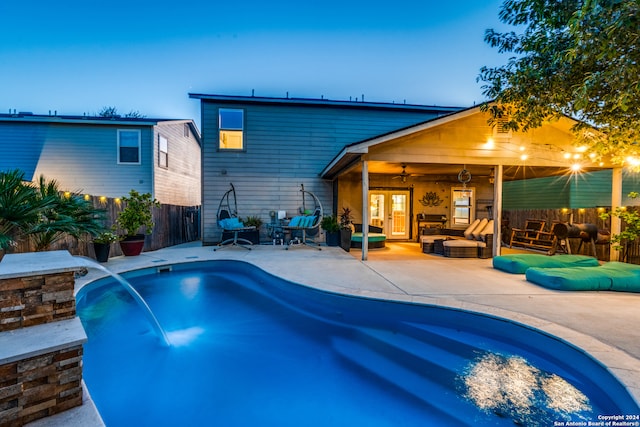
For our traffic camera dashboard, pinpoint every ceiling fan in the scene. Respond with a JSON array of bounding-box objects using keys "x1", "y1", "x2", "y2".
[{"x1": 392, "y1": 164, "x2": 411, "y2": 183}]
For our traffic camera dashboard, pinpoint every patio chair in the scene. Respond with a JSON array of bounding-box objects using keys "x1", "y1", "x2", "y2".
[
  {"x1": 509, "y1": 219, "x2": 546, "y2": 249},
  {"x1": 283, "y1": 184, "x2": 323, "y2": 250},
  {"x1": 214, "y1": 183, "x2": 256, "y2": 250}
]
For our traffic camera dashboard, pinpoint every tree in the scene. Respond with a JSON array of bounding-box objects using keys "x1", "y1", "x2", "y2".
[
  {"x1": 98, "y1": 106, "x2": 145, "y2": 118},
  {"x1": 479, "y1": 0, "x2": 640, "y2": 166}
]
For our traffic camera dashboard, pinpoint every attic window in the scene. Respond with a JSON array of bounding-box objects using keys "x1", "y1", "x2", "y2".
[
  {"x1": 493, "y1": 119, "x2": 512, "y2": 139},
  {"x1": 159, "y1": 134, "x2": 168, "y2": 168}
]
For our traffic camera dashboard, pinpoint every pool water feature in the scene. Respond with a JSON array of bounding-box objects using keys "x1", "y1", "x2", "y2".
[{"x1": 77, "y1": 261, "x2": 639, "y2": 426}]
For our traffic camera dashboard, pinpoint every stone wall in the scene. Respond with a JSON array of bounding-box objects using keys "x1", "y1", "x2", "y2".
[
  {"x1": 0, "y1": 251, "x2": 87, "y2": 426},
  {"x1": 0, "y1": 346, "x2": 83, "y2": 426},
  {"x1": 0, "y1": 272, "x2": 76, "y2": 332}
]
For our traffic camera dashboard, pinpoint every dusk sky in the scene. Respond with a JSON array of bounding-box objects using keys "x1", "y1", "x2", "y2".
[{"x1": 1, "y1": 0, "x2": 509, "y2": 128}]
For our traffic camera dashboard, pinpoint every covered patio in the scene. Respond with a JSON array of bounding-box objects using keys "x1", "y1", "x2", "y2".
[{"x1": 321, "y1": 105, "x2": 623, "y2": 260}]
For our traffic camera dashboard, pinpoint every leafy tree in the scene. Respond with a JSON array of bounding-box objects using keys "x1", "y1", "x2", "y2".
[
  {"x1": 98, "y1": 106, "x2": 145, "y2": 118},
  {"x1": 479, "y1": 0, "x2": 640, "y2": 166},
  {"x1": 27, "y1": 176, "x2": 106, "y2": 251}
]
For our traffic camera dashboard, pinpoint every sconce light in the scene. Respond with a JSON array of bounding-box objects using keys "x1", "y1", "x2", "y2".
[{"x1": 561, "y1": 208, "x2": 569, "y2": 214}]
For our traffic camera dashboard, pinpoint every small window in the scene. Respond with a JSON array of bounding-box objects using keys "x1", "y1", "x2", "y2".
[
  {"x1": 118, "y1": 129, "x2": 141, "y2": 164},
  {"x1": 159, "y1": 134, "x2": 168, "y2": 168},
  {"x1": 219, "y1": 108, "x2": 244, "y2": 150},
  {"x1": 183, "y1": 123, "x2": 190, "y2": 138}
]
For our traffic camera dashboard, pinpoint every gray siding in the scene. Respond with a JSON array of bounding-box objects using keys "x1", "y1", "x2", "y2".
[
  {"x1": 0, "y1": 121, "x2": 153, "y2": 197},
  {"x1": 153, "y1": 122, "x2": 201, "y2": 206},
  {"x1": 201, "y1": 101, "x2": 447, "y2": 244}
]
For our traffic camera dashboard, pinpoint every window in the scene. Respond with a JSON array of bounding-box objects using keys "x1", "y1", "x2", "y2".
[
  {"x1": 118, "y1": 129, "x2": 141, "y2": 164},
  {"x1": 219, "y1": 108, "x2": 244, "y2": 150},
  {"x1": 183, "y1": 123, "x2": 190, "y2": 138},
  {"x1": 158, "y1": 134, "x2": 168, "y2": 168}
]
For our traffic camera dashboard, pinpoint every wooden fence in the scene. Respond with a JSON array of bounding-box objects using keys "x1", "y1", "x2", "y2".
[
  {"x1": 10, "y1": 195, "x2": 200, "y2": 259},
  {"x1": 502, "y1": 208, "x2": 620, "y2": 262}
]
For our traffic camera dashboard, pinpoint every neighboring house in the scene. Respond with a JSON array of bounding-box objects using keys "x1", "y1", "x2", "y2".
[
  {"x1": 192, "y1": 94, "x2": 624, "y2": 258},
  {"x1": 189, "y1": 93, "x2": 463, "y2": 245},
  {"x1": 0, "y1": 112, "x2": 201, "y2": 206}
]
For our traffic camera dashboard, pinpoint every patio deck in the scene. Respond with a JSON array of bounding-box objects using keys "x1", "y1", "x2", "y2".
[{"x1": 29, "y1": 240, "x2": 640, "y2": 425}]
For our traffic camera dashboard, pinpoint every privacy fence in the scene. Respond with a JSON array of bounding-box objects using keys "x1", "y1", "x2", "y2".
[{"x1": 12, "y1": 195, "x2": 200, "y2": 259}]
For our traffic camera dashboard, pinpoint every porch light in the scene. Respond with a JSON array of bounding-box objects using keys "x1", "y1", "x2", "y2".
[
  {"x1": 563, "y1": 152, "x2": 572, "y2": 159},
  {"x1": 520, "y1": 154, "x2": 528, "y2": 161}
]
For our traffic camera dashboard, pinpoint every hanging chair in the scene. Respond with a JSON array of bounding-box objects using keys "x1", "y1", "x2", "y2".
[
  {"x1": 282, "y1": 184, "x2": 323, "y2": 250},
  {"x1": 214, "y1": 183, "x2": 255, "y2": 250}
]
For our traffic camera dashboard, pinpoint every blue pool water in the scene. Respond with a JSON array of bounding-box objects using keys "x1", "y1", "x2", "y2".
[{"x1": 77, "y1": 261, "x2": 639, "y2": 426}]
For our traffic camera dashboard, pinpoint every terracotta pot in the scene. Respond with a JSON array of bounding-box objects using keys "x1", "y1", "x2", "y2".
[{"x1": 119, "y1": 234, "x2": 146, "y2": 256}]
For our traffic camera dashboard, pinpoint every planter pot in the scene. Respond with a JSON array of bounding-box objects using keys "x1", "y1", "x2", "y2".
[
  {"x1": 340, "y1": 229, "x2": 352, "y2": 252},
  {"x1": 93, "y1": 242, "x2": 111, "y2": 262},
  {"x1": 325, "y1": 231, "x2": 340, "y2": 247},
  {"x1": 119, "y1": 234, "x2": 146, "y2": 256}
]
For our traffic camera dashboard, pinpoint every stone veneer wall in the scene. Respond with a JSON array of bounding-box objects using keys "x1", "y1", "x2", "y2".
[
  {"x1": 0, "y1": 345, "x2": 84, "y2": 426},
  {"x1": 0, "y1": 260, "x2": 85, "y2": 426},
  {"x1": 0, "y1": 272, "x2": 76, "y2": 331}
]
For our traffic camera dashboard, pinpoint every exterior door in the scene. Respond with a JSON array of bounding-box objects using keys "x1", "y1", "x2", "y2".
[{"x1": 369, "y1": 191, "x2": 410, "y2": 239}]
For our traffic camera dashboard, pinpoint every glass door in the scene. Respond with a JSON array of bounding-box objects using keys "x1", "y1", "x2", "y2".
[{"x1": 369, "y1": 191, "x2": 410, "y2": 239}]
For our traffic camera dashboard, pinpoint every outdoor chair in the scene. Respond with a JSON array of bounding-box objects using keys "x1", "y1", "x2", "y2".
[
  {"x1": 283, "y1": 184, "x2": 323, "y2": 250},
  {"x1": 214, "y1": 183, "x2": 256, "y2": 250}
]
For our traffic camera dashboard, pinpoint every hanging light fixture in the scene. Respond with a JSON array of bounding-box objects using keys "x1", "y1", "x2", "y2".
[{"x1": 458, "y1": 167, "x2": 472, "y2": 197}]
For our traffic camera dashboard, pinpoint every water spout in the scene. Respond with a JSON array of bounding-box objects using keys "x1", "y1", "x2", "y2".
[{"x1": 75, "y1": 257, "x2": 171, "y2": 347}]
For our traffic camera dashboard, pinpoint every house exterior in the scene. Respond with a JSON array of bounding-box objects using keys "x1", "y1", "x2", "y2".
[
  {"x1": 0, "y1": 112, "x2": 201, "y2": 206},
  {"x1": 192, "y1": 94, "x2": 625, "y2": 259},
  {"x1": 189, "y1": 93, "x2": 462, "y2": 245}
]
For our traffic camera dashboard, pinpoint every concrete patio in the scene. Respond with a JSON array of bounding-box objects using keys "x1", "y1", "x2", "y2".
[{"x1": 28, "y1": 240, "x2": 640, "y2": 425}]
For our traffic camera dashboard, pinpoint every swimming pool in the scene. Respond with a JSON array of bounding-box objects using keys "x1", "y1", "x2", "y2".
[{"x1": 77, "y1": 260, "x2": 639, "y2": 426}]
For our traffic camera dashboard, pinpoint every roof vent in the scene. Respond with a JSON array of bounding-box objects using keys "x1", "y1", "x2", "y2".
[{"x1": 493, "y1": 119, "x2": 512, "y2": 139}]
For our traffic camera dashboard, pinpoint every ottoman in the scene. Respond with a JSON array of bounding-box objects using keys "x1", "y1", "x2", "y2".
[{"x1": 443, "y1": 239, "x2": 479, "y2": 258}]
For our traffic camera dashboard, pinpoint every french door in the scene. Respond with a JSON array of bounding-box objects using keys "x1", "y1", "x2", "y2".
[{"x1": 369, "y1": 191, "x2": 410, "y2": 240}]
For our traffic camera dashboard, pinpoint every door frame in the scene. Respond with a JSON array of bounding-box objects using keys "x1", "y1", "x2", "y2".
[{"x1": 369, "y1": 187, "x2": 414, "y2": 240}]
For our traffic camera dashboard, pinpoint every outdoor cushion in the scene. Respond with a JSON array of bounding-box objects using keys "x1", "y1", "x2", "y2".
[
  {"x1": 218, "y1": 217, "x2": 244, "y2": 230},
  {"x1": 471, "y1": 218, "x2": 488, "y2": 240},
  {"x1": 443, "y1": 239, "x2": 479, "y2": 248},
  {"x1": 351, "y1": 233, "x2": 386, "y2": 243},
  {"x1": 493, "y1": 254, "x2": 600, "y2": 274},
  {"x1": 525, "y1": 262, "x2": 640, "y2": 292},
  {"x1": 463, "y1": 219, "x2": 481, "y2": 239},
  {"x1": 478, "y1": 220, "x2": 494, "y2": 241}
]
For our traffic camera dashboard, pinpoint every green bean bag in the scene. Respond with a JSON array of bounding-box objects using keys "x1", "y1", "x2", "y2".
[
  {"x1": 525, "y1": 262, "x2": 640, "y2": 292},
  {"x1": 492, "y1": 254, "x2": 600, "y2": 274}
]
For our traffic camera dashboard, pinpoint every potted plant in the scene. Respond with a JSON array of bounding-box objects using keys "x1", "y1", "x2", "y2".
[
  {"x1": 240, "y1": 215, "x2": 263, "y2": 244},
  {"x1": 339, "y1": 207, "x2": 354, "y2": 252},
  {"x1": 114, "y1": 190, "x2": 160, "y2": 256},
  {"x1": 92, "y1": 230, "x2": 118, "y2": 262},
  {"x1": 321, "y1": 215, "x2": 340, "y2": 247}
]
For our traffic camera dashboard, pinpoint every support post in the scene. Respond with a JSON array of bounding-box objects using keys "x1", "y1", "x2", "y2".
[
  {"x1": 610, "y1": 167, "x2": 623, "y2": 261},
  {"x1": 362, "y1": 160, "x2": 369, "y2": 261}
]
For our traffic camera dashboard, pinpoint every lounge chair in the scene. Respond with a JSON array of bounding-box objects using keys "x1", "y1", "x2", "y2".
[{"x1": 214, "y1": 183, "x2": 256, "y2": 250}]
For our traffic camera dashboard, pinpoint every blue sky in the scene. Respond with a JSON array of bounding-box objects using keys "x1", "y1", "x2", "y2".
[{"x1": 0, "y1": 0, "x2": 508, "y2": 128}]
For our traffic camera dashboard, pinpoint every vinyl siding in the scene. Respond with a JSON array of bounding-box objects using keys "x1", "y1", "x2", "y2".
[
  {"x1": 0, "y1": 121, "x2": 154, "y2": 197},
  {"x1": 503, "y1": 170, "x2": 615, "y2": 209},
  {"x1": 153, "y1": 122, "x2": 201, "y2": 206},
  {"x1": 201, "y1": 101, "x2": 446, "y2": 244}
]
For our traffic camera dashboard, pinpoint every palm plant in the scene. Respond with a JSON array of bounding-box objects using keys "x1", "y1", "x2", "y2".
[
  {"x1": 0, "y1": 170, "x2": 55, "y2": 250},
  {"x1": 27, "y1": 176, "x2": 106, "y2": 251}
]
